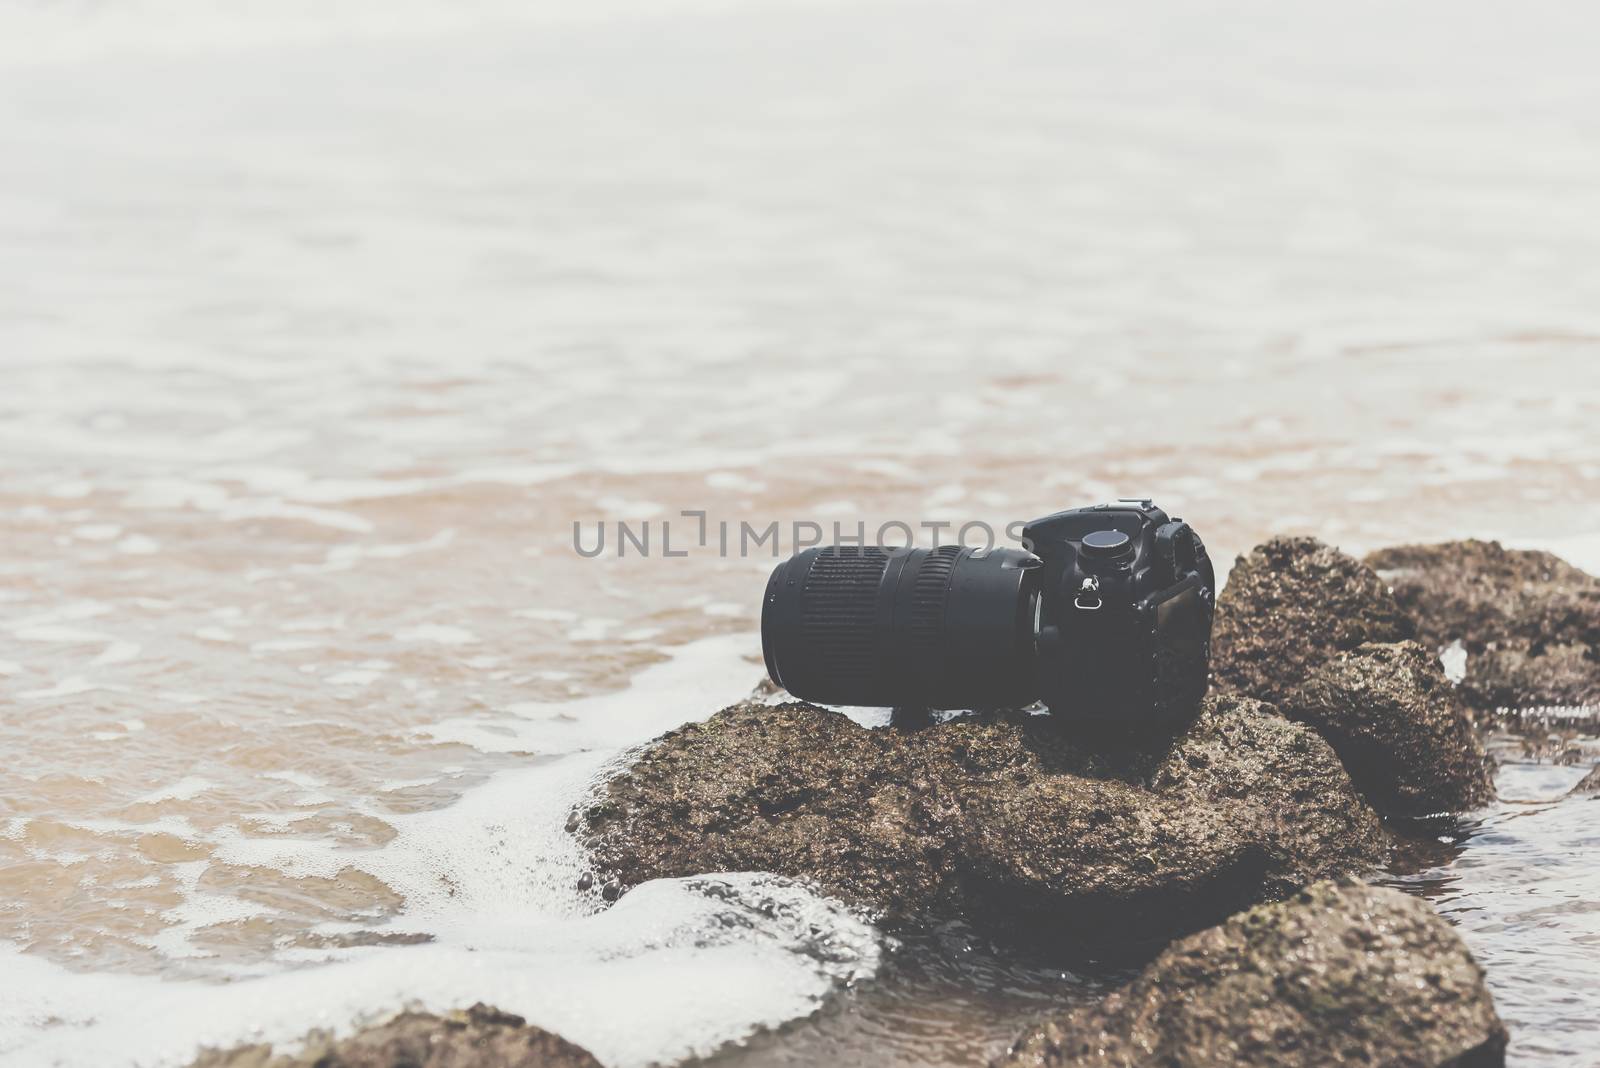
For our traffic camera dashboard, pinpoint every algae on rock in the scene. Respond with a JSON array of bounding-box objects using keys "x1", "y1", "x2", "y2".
[
  {"x1": 1280, "y1": 640, "x2": 1495, "y2": 816},
  {"x1": 1366, "y1": 539, "x2": 1600, "y2": 713},
  {"x1": 1212, "y1": 536, "x2": 1414, "y2": 704},
  {"x1": 999, "y1": 880, "x2": 1507, "y2": 1068},
  {"x1": 580, "y1": 695, "x2": 1384, "y2": 947}
]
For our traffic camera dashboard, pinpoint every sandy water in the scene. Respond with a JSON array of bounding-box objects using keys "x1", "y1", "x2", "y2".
[{"x1": 2, "y1": 1, "x2": 1600, "y2": 1064}]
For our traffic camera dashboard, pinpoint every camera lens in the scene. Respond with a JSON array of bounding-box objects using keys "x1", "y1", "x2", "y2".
[{"x1": 761, "y1": 545, "x2": 1040, "y2": 709}]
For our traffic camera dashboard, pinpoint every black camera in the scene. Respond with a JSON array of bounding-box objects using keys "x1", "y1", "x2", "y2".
[{"x1": 760, "y1": 499, "x2": 1215, "y2": 728}]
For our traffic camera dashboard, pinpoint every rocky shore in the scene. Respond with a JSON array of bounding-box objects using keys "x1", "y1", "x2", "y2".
[
  {"x1": 579, "y1": 692, "x2": 1380, "y2": 950},
  {"x1": 577, "y1": 537, "x2": 1503, "y2": 936},
  {"x1": 189, "y1": 1004, "x2": 602, "y2": 1068},
  {"x1": 1365, "y1": 539, "x2": 1600, "y2": 715},
  {"x1": 998, "y1": 880, "x2": 1507, "y2": 1068},
  {"x1": 191, "y1": 536, "x2": 1600, "y2": 1067},
  {"x1": 1277, "y1": 640, "x2": 1495, "y2": 817},
  {"x1": 1209, "y1": 535, "x2": 1415, "y2": 705}
]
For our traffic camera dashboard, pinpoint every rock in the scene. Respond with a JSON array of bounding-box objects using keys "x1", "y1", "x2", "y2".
[
  {"x1": 1212, "y1": 537, "x2": 1414, "y2": 705},
  {"x1": 998, "y1": 879, "x2": 1507, "y2": 1068},
  {"x1": 187, "y1": 1004, "x2": 602, "y2": 1068},
  {"x1": 579, "y1": 695, "x2": 1384, "y2": 949},
  {"x1": 1279, "y1": 641, "x2": 1495, "y2": 817},
  {"x1": 1570, "y1": 765, "x2": 1600, "y2": 797},
  {"x1": 1365, "y1": 539, "x2": 1600, "y2": 712}
]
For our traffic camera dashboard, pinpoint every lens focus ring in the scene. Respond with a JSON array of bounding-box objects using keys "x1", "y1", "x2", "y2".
[
  {"x1": 900, "y1": 545, "x2": 961, "y2": 703},
  {"x1": 796, "y1": 547, "x2": 890, "y2": 700}
]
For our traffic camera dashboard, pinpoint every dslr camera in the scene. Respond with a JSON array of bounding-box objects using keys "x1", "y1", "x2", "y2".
[{"x1": 761, "y1": 499, "x2": 1215, "y2": 729}]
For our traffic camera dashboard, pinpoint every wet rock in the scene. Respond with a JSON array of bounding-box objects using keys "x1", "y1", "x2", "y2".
[
  {"x1": 1212, "y1": 537, "x2": 1414, "y2": 704},
  {"x1": 188, "y1": 1003, "x2": 602, "y2": 1068},
  {"x1": 998, "y1": 879, "x2": 1507, "y2": 1068},
  {"x1": 1365, "y1": 539, "x2": 1600, "y2": 712},
  {"x1": 579, "y1": 695, "x2": 1384, "y2": 949},
  {"x1": 1570, "y1": 765, "x2": 1600, "y2": 797},
  {"x1": 1279, "y1": 641, "x2": 1495, "y2": 817}
]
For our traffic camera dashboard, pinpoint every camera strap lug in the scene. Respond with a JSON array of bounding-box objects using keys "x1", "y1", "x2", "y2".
[{"x1": 1074, "y1": 576, "x2": 1102, "y2": 611}]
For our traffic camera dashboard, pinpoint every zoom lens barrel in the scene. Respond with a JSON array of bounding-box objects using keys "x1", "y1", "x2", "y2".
[{"x1": 761, "y1": 545, "x2": 1040, "y2": 709}]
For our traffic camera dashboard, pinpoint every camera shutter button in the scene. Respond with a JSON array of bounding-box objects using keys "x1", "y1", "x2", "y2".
[{"x1": 1081, "y1": 529, "x2": 1131, "y2": 557}]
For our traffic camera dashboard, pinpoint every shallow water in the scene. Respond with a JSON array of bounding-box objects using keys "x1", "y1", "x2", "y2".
[
  {"x1": 1382, "y1": 757, "x2": 1600, "y2": 1068},
  {"x1": 2, "y1": 1, "x2": 1600, "y2": 1065}
]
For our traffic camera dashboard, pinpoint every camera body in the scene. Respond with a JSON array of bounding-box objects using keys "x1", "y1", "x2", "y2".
[
  {"x1": 1023, "y1": 498, "x2": 1215, "y2": 728},
  {"x1": 760, "y1": 498, "x2": 1215, "y2": 729}
]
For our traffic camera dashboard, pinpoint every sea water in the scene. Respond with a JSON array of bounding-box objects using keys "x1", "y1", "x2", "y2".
[{"x1": 2, "y1": 1, "x2": 1599, "y2": 1064}]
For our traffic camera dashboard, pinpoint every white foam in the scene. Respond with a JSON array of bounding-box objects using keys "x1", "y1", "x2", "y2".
[
  {"x1": 377, "y1": 777, "x2": 438, "y2": 793},
  {"x1": 513, "y1": 608, "x2": 579, "y2": 622},
  {"x1": 0, "y1": 636, "x2": 879, "y2": 1068},
  {"x1": 250, "y1": 638, "x2": 322, "y2": 654},
  {"x1": 278, "y1": 617, "x2": 345, "y2": 633},
  {"x1": 324, "y1": 668, "x2": 384, "y2": 687},
  {"x1": 6, "y1": 602, "x2": 115, "y2": 629},
  {"x1": 241, "y1": 811, "x2": 318, "y2": 832},
  {"x1": 70, "y1": 523, "x2": 122, "y2": 542},
  {"x1": 62, "y1": 815, "x2": 200, "y2": 847},
  {"x1": 394, "y1": 624, "x2": 479, "y2": 646},
  {"x1": 307, "y1": 531, "x2": 458, "y2": 575},
  {"x1": 415, "y1": 633, "x2": 758, "y2": 756},
  {"x1": 220, "y1": 500, "x2": 373, "y2": 534},
  {"x1": 705, "y1": 471, "x2": 766, "y2": 493},
  {"x1": 566, "y1": 617, "x2": 616, "y2": 643},
  {"x1": 132, "y1": 778, "x2": 217, "y2": 805},
  {"x1": 48, "y1": 480, "x2": 93, "y2": 499},
  {"x1": 456, "y1": 463, "x2": 578, "y2": 486},
  {"x1": 92, "y1": 642, "x2": 142, "y2": 666},
  {"x1": 260, "y1": 770, "x2": 326, "y2": 791},
  {"x1": 9, "y1": 627, "x2": 113, "y2": 645},
  {"x1": 204, "y1": 467, "x2": 431, "y2": 504},
  {"x1": 144, "y1": 862, "x2": 275, "y2": 961},
  {"x1": 20, "y1": 677, "x2": 100, "y2": 700},
  {"x1": 0, "y1": 873, "x2": 877, "y2": 1068},
  {"x1": 117, "y1": 535, "x2": 161, "y2": 555}
]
